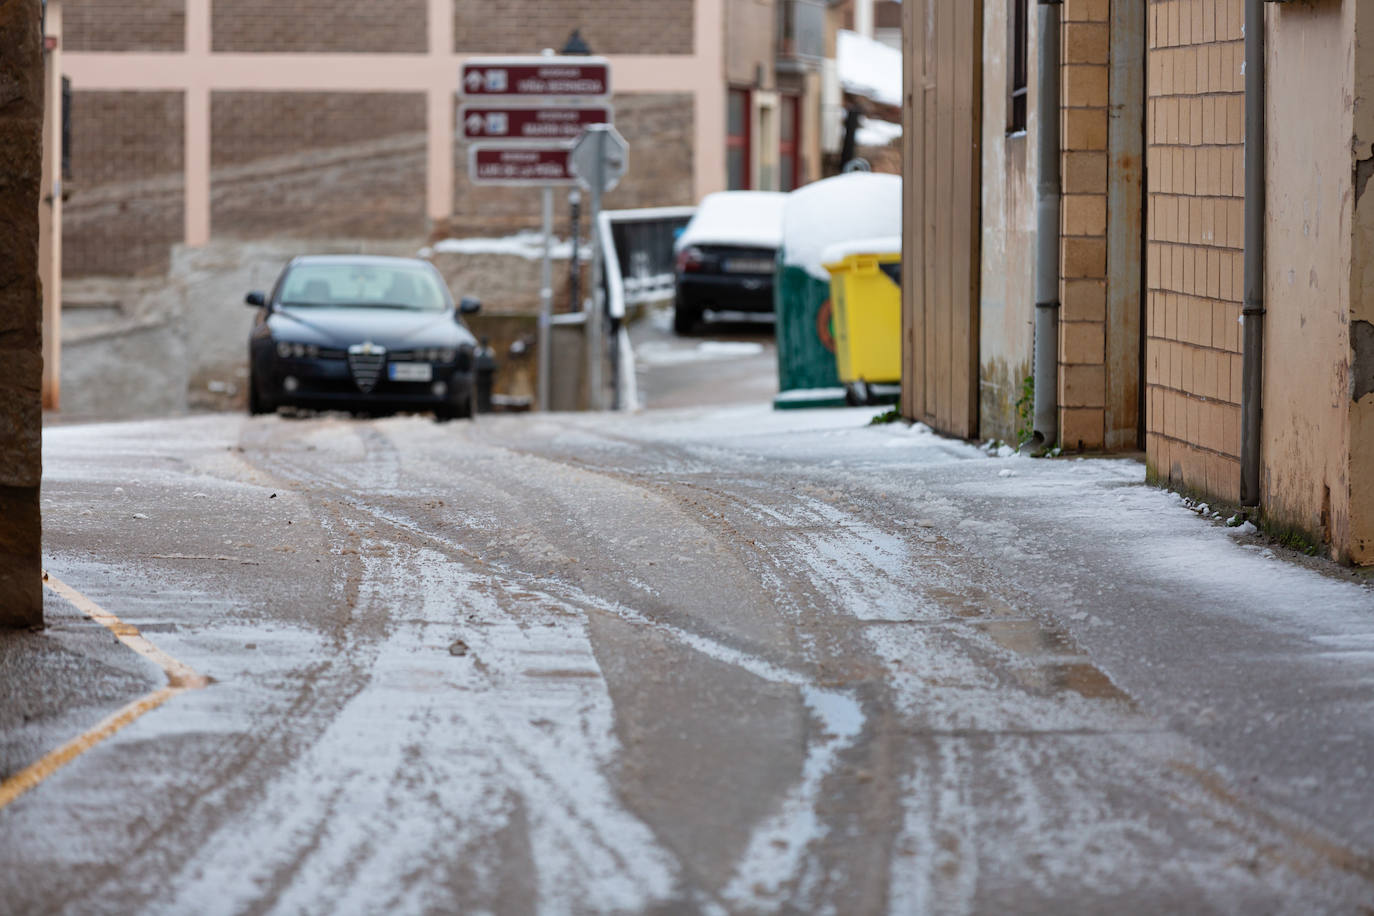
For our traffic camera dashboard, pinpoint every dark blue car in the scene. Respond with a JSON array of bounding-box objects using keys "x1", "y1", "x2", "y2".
[{"x1": 246, "y1": 255, "x2": 482, "y2": 420}]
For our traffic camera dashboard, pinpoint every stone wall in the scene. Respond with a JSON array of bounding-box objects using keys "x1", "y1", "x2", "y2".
[
  {"x1": 1144, "y1": 0, "x2": 1244, "y2": 501},
  {"x1": 454, "y1": 0, "x2": 693, "y2": 55},
  {"x1": 212, "y1": 0, "x2": 427, "y2": 53},
  {"x1": 63, "y1": 90, "x2": 185, "y2": 277},
  {"x1": 64, "y1": 0, "x2": 185, "y2": 51},
  {"x1": 0, "y1": 0, "x2": 44, "y2": 625},
  {"x1": 210, "y1": 91, "x2": 428, "y2": 239}
]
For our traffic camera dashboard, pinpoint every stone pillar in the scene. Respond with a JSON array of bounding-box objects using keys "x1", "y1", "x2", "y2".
[{"x1": 0, "y1": 0, "x2": 44, "y2": 627}]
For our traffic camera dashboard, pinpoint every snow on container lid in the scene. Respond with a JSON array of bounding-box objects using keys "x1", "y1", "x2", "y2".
[
  {"x1": 820, "y1": 236, "x2": 902, "y2": 271},
  {"x1": 675, "y1": 190, "x2": 788, "y2": 252},
  {"x1": 781, "y1": 173, "x2": 902, "y2": 281}
]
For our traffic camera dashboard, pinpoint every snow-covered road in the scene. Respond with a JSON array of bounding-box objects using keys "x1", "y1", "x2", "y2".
[{"x1": 4, "y1": 399, "x2": 1372, "y2": 913}]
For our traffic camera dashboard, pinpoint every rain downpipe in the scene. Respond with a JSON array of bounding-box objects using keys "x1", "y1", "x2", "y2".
[
  {"x1": 1240, "y1": 0, "x2": 1265, "y2": 506},
  {"x1": 1030, "y1": 0, "x2": 1061, "y2": 451}
]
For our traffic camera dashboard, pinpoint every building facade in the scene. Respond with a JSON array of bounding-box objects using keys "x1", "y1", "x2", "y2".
[
  {"x1": 51, "y1": 0, "x2": 842, "y2": 415},
  {"x1": 59, "y1": 0, "x2": 725, "y2": 278},
  {"x1": 902, "y1": 0, "x2": 1374, "y2": 565}
]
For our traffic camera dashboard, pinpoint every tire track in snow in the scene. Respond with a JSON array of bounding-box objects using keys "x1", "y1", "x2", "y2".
[{"x1": 245, "y1": 420, "x2": 883, "y2": 911}]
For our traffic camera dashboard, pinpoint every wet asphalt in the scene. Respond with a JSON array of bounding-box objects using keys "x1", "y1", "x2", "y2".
[{"x1": 3, "y1": 312, "x2": 1374, "y2": 914}]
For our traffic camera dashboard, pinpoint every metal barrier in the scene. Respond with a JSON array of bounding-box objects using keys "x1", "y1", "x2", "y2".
[
  {"x1": 596, "y1": 206, "x2": 695, "y2": 320},
  {"x1": 579, "y1": 205, "x2": 694, "y2": 410}
]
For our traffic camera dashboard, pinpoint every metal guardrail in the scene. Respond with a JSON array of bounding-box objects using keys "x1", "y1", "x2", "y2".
[{"x1": 596, "y1": 206, "x2": 695, "y2": 320}]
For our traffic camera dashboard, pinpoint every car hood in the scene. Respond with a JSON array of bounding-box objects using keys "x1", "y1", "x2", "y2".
[{"x1": 269, "y1": 307, "x2": 476, "y2": 349}]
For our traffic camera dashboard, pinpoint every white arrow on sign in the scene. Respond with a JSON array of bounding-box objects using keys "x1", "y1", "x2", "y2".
[
  {"x1": 465, "y1": 113, "x2": 484, "y2": 135},
  {"x1": 464, "y1": 70, "x2": 484, "y2": 93}
]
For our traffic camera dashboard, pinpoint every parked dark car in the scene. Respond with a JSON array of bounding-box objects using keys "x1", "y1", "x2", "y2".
[
  {"x1": 246, "y1": 255, "x2": 482, "y2": 420},
  {"x1": 672, "y1": 191, "x2": 788, "y2": 335}
]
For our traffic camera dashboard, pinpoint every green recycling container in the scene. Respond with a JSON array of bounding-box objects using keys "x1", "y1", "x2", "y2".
[
  {"x1": 772, "y1": 172, "x2": 903, "y2": 411},
  {"x1": 772, "y1": 263, "x2": 844, "y2": 410}
]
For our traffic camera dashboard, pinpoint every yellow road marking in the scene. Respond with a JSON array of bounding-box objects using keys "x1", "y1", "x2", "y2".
[{"x1": 0, "y1": 574, "x2": 209, "y2": 811}]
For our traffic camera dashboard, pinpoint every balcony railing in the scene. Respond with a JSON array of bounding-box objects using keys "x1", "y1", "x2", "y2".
[{"x1": 778, "y1": 0, "x2": 826, "y2": 62}]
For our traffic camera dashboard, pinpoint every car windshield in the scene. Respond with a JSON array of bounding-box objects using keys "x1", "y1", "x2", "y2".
[{"x1": 279, "y1": 263, "x2": 450, "y2": 311}]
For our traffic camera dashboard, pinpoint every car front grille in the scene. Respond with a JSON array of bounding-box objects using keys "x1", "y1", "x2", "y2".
[{"x1": 347, "y1": 344, "x2": 387, "y2": 393}]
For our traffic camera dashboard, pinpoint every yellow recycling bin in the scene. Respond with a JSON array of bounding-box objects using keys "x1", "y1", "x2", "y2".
[{"x1": 822, "y1": 237, "x2": 901, "y2": 403}]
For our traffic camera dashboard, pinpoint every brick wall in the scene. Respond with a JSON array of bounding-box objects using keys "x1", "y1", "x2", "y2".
[
  {"x1": 63, "y1": 91, "x2": 186, "y2": 277},
  {"x1": 449, "y1": 93, "x2": 694, "y2": 238},
  {"x1": 64, "y1": 0, "x2": 185, "y2": 51},
  {"x1": 1058, "y1": 1, "x2": 1111, "y2": 450},
  {"x1": 210, "y1": 92, "x2": 428, "y2": 238},
  {"x1": 1144, "y1": 0, "x2": 1244, "y2": 501},
  {"x1": 454, "y1": 0, "x2": 693, "y2": 55},
  {"x1": 212, "y1": 0, "x2": 427, "y2": 53}
]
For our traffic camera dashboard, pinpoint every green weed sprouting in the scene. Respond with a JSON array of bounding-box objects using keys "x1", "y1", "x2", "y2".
[{"x1": 1015, "y1": 374, "x2": 1034, "y2": 445}]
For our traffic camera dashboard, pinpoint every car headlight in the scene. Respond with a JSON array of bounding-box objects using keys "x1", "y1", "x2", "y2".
[{"x1": 438, "y1": 348, "x2": 456, "y2": 363}]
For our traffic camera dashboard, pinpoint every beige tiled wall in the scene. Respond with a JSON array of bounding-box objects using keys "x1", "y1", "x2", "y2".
[
  {"x1": 1144, "y1": 0, "x2": 1244, "y2": 501},
  {"x1": 1058, "y1": 0, "x2": 1110, "y2": 449}
]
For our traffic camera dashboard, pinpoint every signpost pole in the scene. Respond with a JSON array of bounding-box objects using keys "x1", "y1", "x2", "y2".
[
  {"x1": 461, "y1": 56, "x2": 617, "y2": 413},
  {"x1": 585, "y1": 129, "x2": 605, "y2": 411},
  {"x1": 538, "y1": 185, "x2": 554, "y2": 411}
]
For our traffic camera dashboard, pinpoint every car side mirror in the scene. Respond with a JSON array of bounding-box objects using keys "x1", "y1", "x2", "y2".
[
  {"x1": 245, "y1": 290, "x2": 266, "y2": 307},
  {"x1": 458, "y1": 296, "x2": 481, "y2": 316}
]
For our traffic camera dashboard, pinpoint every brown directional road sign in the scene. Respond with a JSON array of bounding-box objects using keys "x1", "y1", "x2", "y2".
[
  {"x1": 460, "y1": 105, "x2": 613, "y2": 142},
  {"x1": 468, "y1": 147, "x2": 577, "y2": 186},
  {"x1": 461, "y1": 57, "x2": 611, "y2": 99}
]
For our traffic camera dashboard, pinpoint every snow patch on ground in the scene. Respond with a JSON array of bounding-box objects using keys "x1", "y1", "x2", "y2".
[
  {"x1": 423, "y1": 231, "x2": 575, "y2": 261},
  {"x1": 634, "y1": 340, "x2": 765, "y2": 367},
  {"x1": 156, "y1": 548, "x2": 681, "y2": 915},
  {"x1": 720, "y1": 688, "x2": 864, "y2": 909}
]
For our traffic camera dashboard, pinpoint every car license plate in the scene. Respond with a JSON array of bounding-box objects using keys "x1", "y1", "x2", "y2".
[
  {"x1": 388, "y1": 362, "x2": 432, "y2": 383},
  {"x1": 724, "y1": 258, "x2": 773, "y2": 274}
]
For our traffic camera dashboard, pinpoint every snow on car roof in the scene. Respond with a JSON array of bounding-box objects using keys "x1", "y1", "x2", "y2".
[
  {"x1": 675, "y1": 191, "x2": 788, "y2": 252},
  {"x1": 781, "y1": 173, "x2": 902, "y2": 280}
]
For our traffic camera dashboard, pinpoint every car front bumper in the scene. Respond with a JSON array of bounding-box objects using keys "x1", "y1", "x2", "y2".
[
  {"x1": 675, "y1": 273, "x2": 776, "y2": 313},
  {"x1": 265, "y1": 356, "x2": 474, "y2": 410}
]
